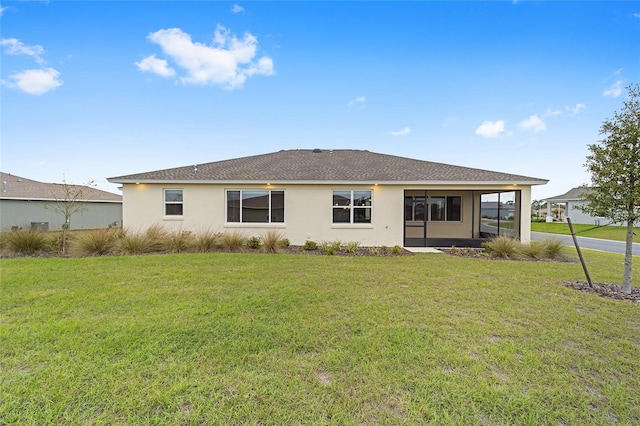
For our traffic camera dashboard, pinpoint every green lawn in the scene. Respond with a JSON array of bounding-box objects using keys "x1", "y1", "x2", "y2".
[
  {"x1": 1, "y1": 252, "x2": 639, "y2": 424},
  {"x1": 531, "y1": 221, "x2": 640, "y2": 243}
]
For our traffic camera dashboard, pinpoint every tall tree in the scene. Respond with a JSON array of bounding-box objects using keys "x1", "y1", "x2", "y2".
[{"x1": 581, "y1": 83, "x2": 640, "y2": 294}]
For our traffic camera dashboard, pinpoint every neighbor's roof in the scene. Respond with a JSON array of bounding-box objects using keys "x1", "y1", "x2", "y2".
[
  {"x1": 544, "y1": 186, "x2": 591, "y2": 202},
  {"x1": 108, "y1": 149, "x2": 548, "y2": 185},
  {"x1": 0, "y1": 172, "x2": 122, "y2": 202}
]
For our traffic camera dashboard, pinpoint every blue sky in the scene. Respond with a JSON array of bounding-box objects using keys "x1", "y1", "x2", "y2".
[{"x1": 1, "y1": 1, "x2": 638, "y2": 200}]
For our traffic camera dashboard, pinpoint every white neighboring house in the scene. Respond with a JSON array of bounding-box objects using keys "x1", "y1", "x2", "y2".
[
  {"x1": 108, "y1": 149, "x2": 548, "y2": 247},
  {"x1": 543, "y1": 187, "x2": 609, "y2": 225},
  {"x1": 0, "y1": 172, "x2": 122, "y2": 231}
]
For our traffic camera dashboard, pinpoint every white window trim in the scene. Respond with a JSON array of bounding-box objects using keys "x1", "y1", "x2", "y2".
[
  {"x1": 332, "y1": 189, "x2": 373, "y2": 225},
  {"x1": 225, "y1": 189, "x2": 285, "y2": 224},
  {"x1": 163, "y1": 188, "x2": 184, "y2": 218}
]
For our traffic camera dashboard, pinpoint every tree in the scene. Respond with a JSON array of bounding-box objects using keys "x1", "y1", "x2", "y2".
[
  {"x1": 45, "y1": 177, "x2": 94, "y2": 254},
  {"x1": 580, "y1": 83, "x2": 640, "y2": 294}
]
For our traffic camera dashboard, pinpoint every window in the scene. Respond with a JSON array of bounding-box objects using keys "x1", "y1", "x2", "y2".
[
  {"x1": 164, "y1": 189, "x2": 183, "y2": 216},
  {"x1": 226, "y1": 190, "x2": 284, "y2": 223},
  {"x1": 333, "y1": 190, "x2": 372, "y2": 224},
  {"x1": 405, "y1": 195, "x2": 461, "y2": 222}
]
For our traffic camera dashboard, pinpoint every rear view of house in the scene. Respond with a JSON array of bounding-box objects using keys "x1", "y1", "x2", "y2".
[{"x1": 108, "y1": 149, "x2": 548, "y2": 247}]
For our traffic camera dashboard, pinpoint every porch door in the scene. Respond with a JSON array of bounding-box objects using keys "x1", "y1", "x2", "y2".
[{"x1": 404, "y1": 191, "x2": 428, "y2": 247}]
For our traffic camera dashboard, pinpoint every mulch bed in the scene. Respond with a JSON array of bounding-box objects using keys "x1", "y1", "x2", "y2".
[{"x1": 563, "y1": 281, "x2": 640, "y2": 303}]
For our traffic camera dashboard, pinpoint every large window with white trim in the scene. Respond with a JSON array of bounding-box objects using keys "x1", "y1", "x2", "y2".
[
  {"x1": 164, "y1": 189, "x2": 183, "y2": 216},
  {"x1": 227, "y1": 190, "x2": 284, "y2": 223},
  {"x1": 332, "y1": 190, "x2": 372, "y2": 224}
]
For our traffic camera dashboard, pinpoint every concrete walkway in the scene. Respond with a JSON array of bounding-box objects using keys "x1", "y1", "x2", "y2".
[{"x1": 404, "y1": 247, "x2": 443, "y2": 254}]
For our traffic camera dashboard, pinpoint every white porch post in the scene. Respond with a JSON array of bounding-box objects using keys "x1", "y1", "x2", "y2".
[
  {"x1": 518, "y1": 188, "x2": 531, "y2": 244},
  {"x1": 546, "y1": 200, "x2": 554, "y2": 222}
]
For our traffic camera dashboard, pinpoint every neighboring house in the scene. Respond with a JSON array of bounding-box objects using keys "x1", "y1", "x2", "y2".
[
  {"x1": 0, "y1": 172, "x2": 122, "y2": 231},
  {"x1": 543, "y1": 187, "x2": 609, "y2": 225},
  {"x1": 108, "y1": 149, "x2": 548, "y2": 247},
  {"x1": 480, "y1": 202, "x2": 515, "y2": 220}
]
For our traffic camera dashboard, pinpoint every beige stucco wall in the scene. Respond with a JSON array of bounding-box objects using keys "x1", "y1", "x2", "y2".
[{"x1": 121, "y1": 183, "x2": 532, "y2": 246}]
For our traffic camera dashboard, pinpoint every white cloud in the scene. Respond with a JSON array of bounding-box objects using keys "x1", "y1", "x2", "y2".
[
  {"x1": 603, "y1": 80, "x2": 624, "y2": 97},
  {"x1": 542, "y1": 108, "x2": 562, "y2": 117},
  {"x1": 568, "y1": 103, "x2": 586, "y2": 115},
  {"x1": 391, "y1": 127, "x2": 411, "y2": 136},
  {"x1": 231, "y1": 4, "x2": 244, "y2": 14},
  {"x1": 475, "y1": 120, "x2": 506, "y2": 138},
  {"x1": 1, "y1": 38, "x2": 46, "y2": 64},
  {"x1": 348, "y1": 96, "x2": 366, "y2": 106},
  {"x1": 3, "y1": 68, "x2": 62, "y2": 95},
  {"x1": 633, "y1": 12, "x2": 640, "y2": 18},
  {"x1": 135, "y1": 54, "x2": 176, "y2": 77},
  {"x1": 519, "y1": 115, "x2": 546, "y2": 133},
  {"x1": 0, "y1": 6, "x2": 7, "y2": 16},
  {"x1": 142, "y1": 26, "x2": 274, "y2": 88}
]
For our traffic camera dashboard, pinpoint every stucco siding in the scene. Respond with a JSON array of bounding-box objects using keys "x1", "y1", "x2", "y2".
[
  {"x1": 566, "y1": 201, "x2": 608, "y2": 225},
  {"x1": 122, "y1": 183, "x2": 530, "y2": 246}
]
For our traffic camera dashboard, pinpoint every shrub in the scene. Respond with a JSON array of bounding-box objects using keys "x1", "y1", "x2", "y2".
[
  {"x1": 303, "y1": 240, "x2": 319, "y2": 250},
  {"x1": 70, "y1": 229, "x2": 119, "y2": 256},
  {"x1": 163, "y1": 230, "x2": 194, "y2": 253},
  {"x1": 2, "y1": 230, "x2": 49, "y2": 255},
  {"x1": 482, "y1": 236, "x2": 520, "y2": 258},
  {"x1": 262, "y1": 230, "x2": 285, "y2": 253},
  {"x1": 118, "y1": 230, "x2": 155, "y2": 255},
  {"x1": 540, "y1": 238, "x2": 565, "y2": 259},
  {"x1": 193, "y1": 230, "x2": 221, "y2": 253},
  {"x1": 344, "y1": 241, "x2": 361, "y2": 254},
  {"x1": 367, "y1": 246, "x2": 380, "y2": 256},
  {"x1": 220, "y1": 231, "x2": 246, "y2": 252},
  {"x1": 390, "y1": 245, "x2": 404, "y2": 255},
  {"x1": 280, "y1": 238, "x2": 291, "y2": 248},
  {"x1": 247, "y1": 236, "x2": 262, "y2": 250},
  {"x1": 320, "y1": 241, "x2": 336, "y2": 255},
  {"x1": 521, "y1": 241, "x2": 545, "y2": 259}
]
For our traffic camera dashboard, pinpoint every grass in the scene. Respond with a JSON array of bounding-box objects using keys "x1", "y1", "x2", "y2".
[
  {"x1": 1, "y1": 252, "x2": 639, "y2": 424},
  {"x1": 531, "y1": 221, "x2": 640, "y2": 243}
]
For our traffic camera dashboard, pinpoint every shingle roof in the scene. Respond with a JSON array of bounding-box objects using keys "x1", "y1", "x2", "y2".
[
  {"x1": 544, "y1": 186, "x2": 591, "y2": 202},
  {"x1": 1, "y1": 172, "x2": 122, "y2": 202},
  {"x1": 108, "y1": 149, "x2": 548, "y2": 184}
]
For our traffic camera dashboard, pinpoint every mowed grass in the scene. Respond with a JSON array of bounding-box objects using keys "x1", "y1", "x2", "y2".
[
  {"x1": 1, "y1": 252, "x2": 639, "y2": 424},
  {"x1": 531, "y1": 221, "x2": 640, "y2": 243}
]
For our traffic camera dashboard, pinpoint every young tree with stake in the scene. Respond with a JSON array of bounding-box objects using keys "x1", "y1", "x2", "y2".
[{"x1": 581, "y1": 83, "x2": 640, "y2": 294}]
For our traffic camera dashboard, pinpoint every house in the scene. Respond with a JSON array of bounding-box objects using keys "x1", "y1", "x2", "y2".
[
  {"x1": 0, "y1": 172, "x2": 122, "y2": 232},
  {"x1": 543, "y1": 187, "x2": 609, "y2": 225},
  {"x1": 107, "y1": 149, "x2": 548, "y2": 247}
]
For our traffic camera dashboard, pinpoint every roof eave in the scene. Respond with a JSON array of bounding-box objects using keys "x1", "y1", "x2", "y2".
[{"x1": 109, "y1": 178, "x2": 549, "y2": 186}]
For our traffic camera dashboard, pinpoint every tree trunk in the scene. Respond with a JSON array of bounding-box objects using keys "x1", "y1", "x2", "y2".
[{"x1": 623, "y1": 220, "x2": 633, "y2": 294}]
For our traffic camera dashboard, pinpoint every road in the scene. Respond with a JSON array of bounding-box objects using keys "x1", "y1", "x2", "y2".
[{"x1": 531, "y1": 231, "x2": 640, "y2": 256}]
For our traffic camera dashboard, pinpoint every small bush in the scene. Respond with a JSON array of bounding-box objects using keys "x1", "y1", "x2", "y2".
[
  {"x1": 118, "y1": 230, "x2": 155, "y2": 255},
  {"x1": 303, "y1": 240, "x2": 319, "y2": 250},
  {"x1": 390, "y1": 245, "x2": 404, "y2": 255},
  {"x1": 163, "y1": 230, "x2": 194, "y2": 253},
  {"x1": 2, "y1": 230, "x2": 49, "y2": 254},
  {"x1": 482, "y1": 236, "x2": 520, "y2": 258},
  {"x1": 193, "y1": 230, "x2": 221, "y2": 253},
  {"x1": 70, "y1": 229, "x2": 119, "y2": 256},
  {"x1": 520, "y1": 241, "x2": 545, "y2": 259},
  {"x1": 280, "y1": 238, "x2": 291, "y2": 248},
  {"x1": 320, "y1": 241, "x2": 336, "y2": 255},
  {"x1": 540, "y1": 238, "x2": 565, "y2": 259},
  {"x1": 367, "y1": 246, "x2": 380, "y2": 256},
  {"x1": 344, "y1": 241, "x2": 361, "y2": 254},
  {"x1": 262, "y1": 230, "x2": 284, "y2": 253},
  {"x1": 221, "y1": 231, "x2": 246, "y2": 252},
  {"x1": 247, "y1": 236, "x2": 262, "y2": 250}
]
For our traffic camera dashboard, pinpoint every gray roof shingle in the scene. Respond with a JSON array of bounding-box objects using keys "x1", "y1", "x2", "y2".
[
  {"x1": 544, "y1": 186, "x2": 591, "y2": 202},
  {"x1": 108, "y1": 149, "x2": 547, "y2": 184},
  {"x1": 1, "y1": 172, "x2": 122, "y2": 202}
]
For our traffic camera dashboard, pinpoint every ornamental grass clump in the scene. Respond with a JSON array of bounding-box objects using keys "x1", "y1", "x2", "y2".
[
  {"x1": 261, "y1": 230, "x2": 285, "y2": 253},
  {"x1": 520, "y1": 241, "x2": 546, "y2": 259},
  {"x1": 221, "y1": 231, "x2": 246, "y2": 252},
  {"x1": 482, "y1": 235, "x2": 521, "y2": 259},
  {"x1": 162, "y1": 230, "x2": 195, "y2": 253},
  {"x1": 539, "y1": 238, "x2": 565, "y2": 260},
  {"x1": 2, "y1": 230, "x2": 49, "y2": 255},
  {"x1": 117, "y1": 230, "x2": 155, "y2": 255},
  {"x1": 344, "y1": 241, "x2": 361, "y2": 254},
  {"x1": 69, "y1": 229, "x2": 120, "y2": 256},
  {"x1": 193, "y1": 230, "x2": 221, "y2": 253}
]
